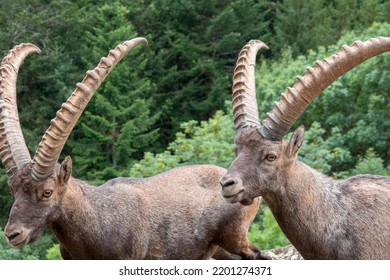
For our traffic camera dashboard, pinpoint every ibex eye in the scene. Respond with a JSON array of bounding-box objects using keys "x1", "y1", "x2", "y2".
[
  {"x1": 266, "y1": 154, "x2": 277, "y2": 161},
  {"x1": 43, "y1": 190, "x2": 53, "y2": 198}
]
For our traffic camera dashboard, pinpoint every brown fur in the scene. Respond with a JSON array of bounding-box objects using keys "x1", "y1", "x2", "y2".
[
  {"x1": 5, "y1": 160, "x2": 267, "y2": 260},
  {"x1": 221, "y1": 126, "x2": 390, "y2": 259}
]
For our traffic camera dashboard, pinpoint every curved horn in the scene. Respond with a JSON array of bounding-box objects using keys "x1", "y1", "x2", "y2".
[
  {"x1": 232, "y1": 40, "x2": 269, "y2": 132},
  {"x1": 259, "y1": 37, "x2": 390, "y2": 141},
  {"x1": 31, "y1": 37, "x2": 148, "y2": 181},
  {"x1": 0, "y1": 43, "x2": 41, "y2": 176}
]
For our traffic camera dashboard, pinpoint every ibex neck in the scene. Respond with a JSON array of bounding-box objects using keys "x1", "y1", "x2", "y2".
[
  {"x1": 263, "y1": 161, "x2": 338, "y2": 259},
  {"x1": 50, "y1": 178, "x2": 98, "y2": 259}
]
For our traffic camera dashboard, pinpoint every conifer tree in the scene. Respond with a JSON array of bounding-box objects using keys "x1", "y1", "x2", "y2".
[
  {"x1": 272, "y1": 0, "x2": 333, "y2": 57},
  {"x1": 68, "y1": 2, "x2": 159, "y2": 183},
  {"x1": 130, "y1": 0, "x2": 271, "y2": 143}
]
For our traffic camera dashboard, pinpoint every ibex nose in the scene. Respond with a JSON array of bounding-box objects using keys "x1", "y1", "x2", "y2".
[
  {"x1": 220, "y1": 174, "x2": 245, "y2": 204},
  {"x1": 220, "y1": 178, "x2": 237, "y2": 189},
  {"x1": 4, "y1": 224, "x2": 29, "y2": 248},
  {"x1": 5, "y1": 230, "x2": 21, "y2": 242}
]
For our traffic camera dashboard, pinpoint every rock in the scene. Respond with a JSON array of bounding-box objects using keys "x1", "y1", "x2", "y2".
[{"x1": 263, "y1": 244, "x2": 304, "y2": 260}]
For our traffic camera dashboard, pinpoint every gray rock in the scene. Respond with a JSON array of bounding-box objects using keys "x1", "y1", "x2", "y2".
[{"x1": 263, "y1": 245, "x2": 304, "y2": 260}]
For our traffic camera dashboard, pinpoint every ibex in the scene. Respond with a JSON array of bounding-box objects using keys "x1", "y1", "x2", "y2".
[
  {"x1": 220, "y1": 37, "x2": 390, "y2": 259},
  {"x1": 0, "y1": 38, "x2": 268, "y2": 260}
]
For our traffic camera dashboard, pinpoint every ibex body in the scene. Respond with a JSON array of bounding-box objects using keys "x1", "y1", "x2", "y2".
[
  {"x1": 1, "y1": 39, "x2": 265, "y2": 260},
  {"x1": 221, "y1": 37, "x2": 390, "y2": 259}
]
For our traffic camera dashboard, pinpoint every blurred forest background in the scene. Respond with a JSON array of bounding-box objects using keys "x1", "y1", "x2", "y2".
[{"x1": 0, "y1": 0, "x2": 389, "y2": 259}]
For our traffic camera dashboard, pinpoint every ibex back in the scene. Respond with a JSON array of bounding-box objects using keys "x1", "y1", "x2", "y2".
[
  {"x1": 220, "y1": 37, "x2": 390, "y2": 259},
  {"x1": 1, "y1": 39, "x2": 267, "y2": 260}
]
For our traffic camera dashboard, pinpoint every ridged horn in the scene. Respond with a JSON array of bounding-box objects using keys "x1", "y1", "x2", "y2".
[
  {"x1": 0, "y1": 43, "x2": 41, "y2": 176},
  {"x1": 232, "y1": 40, "x2": 269, "y2": 132},
  {"x1": 258, "y1": 36, "x2": 390, "y2": 141},
  {"x1": 31, "y1": 37, "x2": 148, "y2": 181}
]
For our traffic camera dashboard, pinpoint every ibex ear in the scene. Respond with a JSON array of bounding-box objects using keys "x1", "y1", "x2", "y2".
[
  {"x1": 59, "y1": 156, "x2": 72, "y2": 186},
  {"x1": 286, "y1": 125, "x2": 305, "y2": 158}
]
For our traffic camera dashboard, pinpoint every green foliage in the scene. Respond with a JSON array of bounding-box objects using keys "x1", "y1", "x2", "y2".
[
  {"x1": 130, "y1": 0, "x2": 272, "y2": 142},
  {"x1": 350, "y1": 148, "x2": 390, "y2": 177},
  {"x1": 272, "y1": 0, "x2": 389, "y2": 57},
  {"x1": 0, "y1": 170, "x2": 11, "y2": 226},
  {"x1": 272, "y1": 0, "x2": 333, "y2": 57},
  {"x1": 128, "y1": 105, "x2": 235, "y2": 177},
  {"x1": 46, "y1": 244, "x2": 63, "y2": 260},
  {"x1": 297, "y1": 122, "x2": 352, "y2": 175},
  {"x1": 248, "y1": 206, "x2": 290, "y2": 250}
]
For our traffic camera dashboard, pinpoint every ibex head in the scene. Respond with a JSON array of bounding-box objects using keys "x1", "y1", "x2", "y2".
[
  {"x1": 221, "y1": 37, "x2": 390, "y2": 205},
  {"x1": 1, "y1": 38, "x2": 147, "y2": 247},
  {"x1": 5, "y1": 157, "x2": 73, "y2": 247}
]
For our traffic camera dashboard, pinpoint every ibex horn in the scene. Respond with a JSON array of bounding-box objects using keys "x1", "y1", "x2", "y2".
[
  {"x1": 31, "y1": 37, "x2": 148, "y2": 181},
  {"x1": 259, "y1": 37, "x2": 390, "y2": 140},
  {"x1": 0, "y1": 43, "x2": 41, "y2": 176},
  {"x1": 233, "y1": 37, "x2": 390, "y2": 141},
  {"x1": 232, "y1": 40, "x2": 269, "y2": 132}
]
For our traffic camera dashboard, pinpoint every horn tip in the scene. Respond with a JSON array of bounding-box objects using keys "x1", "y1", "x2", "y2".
[
  {"x1": 17, "y1": 43, "x2": 42, "y2": 54},
  {"x1": 248, "y1": 39, "x2": 270, "y2": 51},
  {"x1": 124, "y1": 37, "x2": 148, "y2": 48}
]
